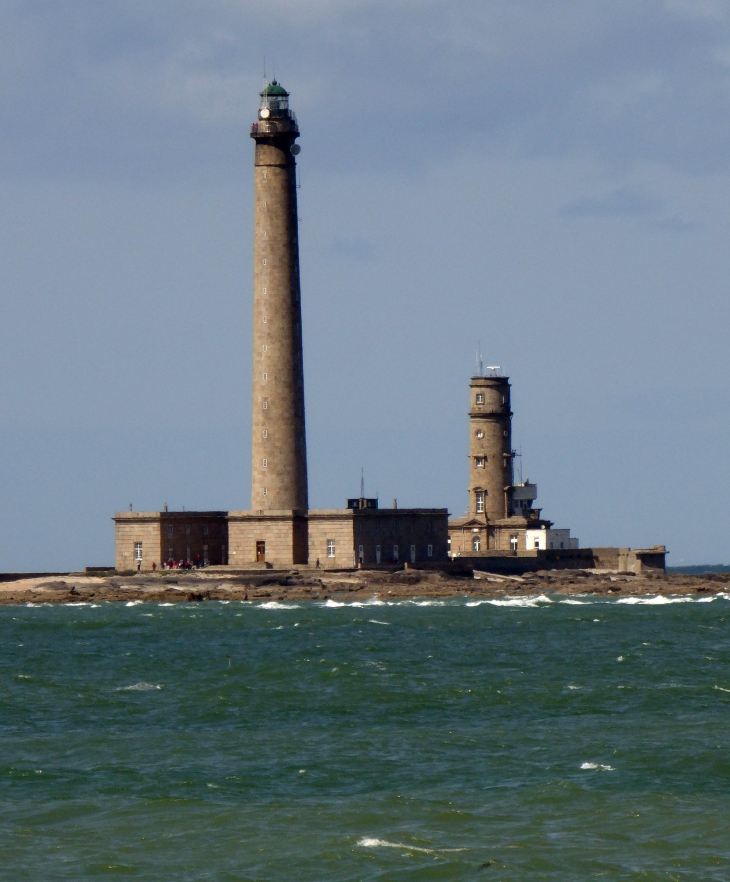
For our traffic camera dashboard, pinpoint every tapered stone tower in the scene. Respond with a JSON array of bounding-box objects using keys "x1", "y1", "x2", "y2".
[
  {"x1": 468, "y1": 374, "x2": 513, "y2": 521},
  {"x1": 227, "y1": 80, "x2": 309, "y2": 566},
  {"x1": 249, "y1": 81, "x2": 308, "y2": 512}
]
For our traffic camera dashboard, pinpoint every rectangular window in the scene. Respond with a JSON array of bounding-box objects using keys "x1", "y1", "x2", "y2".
[
  {"x1": 375, "y1": 545, "x2": 381, "y2": 563},
  {"x1": 186, "y1": 546, "x2": 191, "y2": 561},
  {"x1": 476, "y1": 393, "x2": 484, "y2": 404},
  {"x1": 203, "y1": 524, "x2": 209, "y2": 536},
  {"x1": 263, "y1": 287, "x2": 266, "y2": 294},
  {"x1": 263, "y1": 315, "x2": 267, "y2": 323},
  {"x1": 262, "y1": 488, "x2": 267, "y2": 496},
  {"x1": 358, "y1": 545, "x2": 364, "y2": 561},
  {"x1": 327, "y1": 539, "x2": 336, "y2": 557},
  {"x1": 263, "y1": 344, "x2": 267, "y2": 352},
  {"x1": 534, "y1": 540, "x2": 540, "y2": 549},
  {"x1": 134, "y1": 542, "x2": 143, "y2": 561},
  {"x1": 262, "y1": 259, "x2": 266, "y2": 265},
  {"x1": 262, "y1": 430, "x2": 267, "y2": 438},
  {"x1": 475, "y1": 491, "x2": 485, "y2": 513},
  {"x1": 263, "y1": 400, "x2": 268, "y2": 410},
  {"x1": 510, "y1": 534, "x2": 518, "y2": 552},
  {"x1": 185, "y1": 525, "x2": 191, "y2": 536},
  {"x1": 262, "y1": 372, "x2": 267, "y2": 380},
  {"x1": 168, "y1": 546, "x2": 173, "y2": 560},
  {"x1": 203, "y1": 544, "x2": 209, "y2": 564},
  {"x1": 263, "y1": 458, "x2": 267, "y2": 468},
  {"x1": 410, "y1": 545, "x2": 416, "y2": 563},
  {"x1": 427, "y1": 544, "x2": 433, "y2": 558},
  {"x1": 168, "y1": 525, "x2": 173, "y2": 536},
  {"x1": 475, "y1": 457, "x2": 485, "y2": 468},
  {"x1": 392, "y1": 544, "x2": 399, "y2": 562}
]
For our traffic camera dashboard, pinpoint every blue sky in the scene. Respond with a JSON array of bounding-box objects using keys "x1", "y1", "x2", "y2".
[{"x1": 1, "y1": 0, "x2": 729, "y2": 568}]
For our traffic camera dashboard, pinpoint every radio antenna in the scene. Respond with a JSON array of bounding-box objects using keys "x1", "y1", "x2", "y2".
[{"x1": 476, "y1": 341, "x2": 483, "y2": 377}]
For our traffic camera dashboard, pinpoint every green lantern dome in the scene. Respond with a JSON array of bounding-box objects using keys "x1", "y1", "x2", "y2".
[{"x1": 260, "y1": 80, "x2": 289, "y2": 98}]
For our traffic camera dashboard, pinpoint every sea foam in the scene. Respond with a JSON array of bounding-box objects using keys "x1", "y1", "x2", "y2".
[{"x1": 467, "y1": 594, "x2": 553, "y2": 608}]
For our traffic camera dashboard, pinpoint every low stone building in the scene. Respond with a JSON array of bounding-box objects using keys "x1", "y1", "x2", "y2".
[
  {"x1": 113, "y1": 511, "x2": 228, "y2": 571},
  {"x1": 307, "y1": 500, "x2": 449, "y2": 570}
]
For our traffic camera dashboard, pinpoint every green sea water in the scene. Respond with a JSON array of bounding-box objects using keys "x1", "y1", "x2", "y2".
[{"x1": 1, "y1": 594, "x2": 730, "y2": 881}]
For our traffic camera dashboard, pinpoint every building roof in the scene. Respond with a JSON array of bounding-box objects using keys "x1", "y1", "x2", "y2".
[{"x1": 260, "y1": 80, "x2": 289, "y2": 97}]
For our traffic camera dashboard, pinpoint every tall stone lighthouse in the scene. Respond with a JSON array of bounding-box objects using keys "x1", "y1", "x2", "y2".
[
  {"x1": 227, "y1": 80, "x2": 309, "y2": 565},
  {"x1": 250, "y1": 81, "x2": 308, "y2": 512}
]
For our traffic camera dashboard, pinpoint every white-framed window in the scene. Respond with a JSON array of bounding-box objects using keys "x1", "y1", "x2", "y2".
[
  {"x1": 476, "y1": 393, "x2": 484, "y2": 404},
  {"x1": 263, "y1": 400, "x2": 268, "y2": 410},
  {"x1": 358, "y1": 545, "x2": 364, "y2": 561},
  {"x1": 134, "y1": 542, "x2": 143, "y2": 561},
  {"x1": 168, "y1": 525, "x2": 173, "y2": 536},
  {"x1": 262, "y1": 458, "x2": 267, "y2": 468},
  {"x1": 393, "y1": 544, "x2": 399, "y2": 562},
  {"x1": 263, "y1": 344, "x2": 267, "y2": 352},
  {"x1": 203, "y1": 524, "x2": 209, "y2": 535},
  {"x1": 262, "y1": 429, "x2": 268, "y2": 438},
  {"x1": 262, "y1": 488, "x2": 267, "y2": 496},
  {"x1": 263, "y1": 316, "x2": 267, "y2": 323},
  {"x1": 534, "y1": 540, "x2": 540, "y2": 549},
  {"x1": 510, "y1": 534, "x2": 518, "y2": 552},
  {"x1": 327, "y1": 539, "x2": 336, "y2": 557},
  {"x1": 473, "y1": 536, "x2": 481, "y2": 551},
  {"x1": 262, "y1": 172, "x2": 267, "y2": 180},
  {"x1": 263, "y1": 287, "x2": 266, "y2": 294},
  {"x1": 263, "y1": 201, "x2": 266, "y2": 207},
  {"x1": 475, "y1": 457, "x2": 485, "y2": 468},
  {"x1": 475, "y1": 491, "x2": 485, "y2": 513},
  {"x1": 262, "y1": 259, "x2": 266, "y2": 265},
  {"x1": 427, "y1": 544, "x2": 433, "y2": 558},
  {"x1": 262, "y1": 372, "x2": 267, "y2": 380},
  {"x1": 263, "y1": 230, "x2": 267, "y2": 236}
]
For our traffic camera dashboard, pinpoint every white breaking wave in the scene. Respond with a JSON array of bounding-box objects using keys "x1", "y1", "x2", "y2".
[
  {"x1": 617, "y1": 596, "x2": 693, "y2": 605},
  {"x1": 125, "y1": 600, "x2": 144, "y2": 607},
  {"x1": 713, "y1": 685, "x2": 730, "y2": 693},
  {"x1": 580, "y1": 762, "x2": 615, "y2": 771},
  {"x1": 467, "y1": 594, "x2": 553, "y2": 608},
  {"x1": 357, "y1": 837, "x2": 466, "y2": 854},
  {"x1": 117, "y1": 683, "x2": 162, "y2": 691},
  {"x1": 257, "y1": 601, "x2": 300, "y2": 610},
  {"x1": 323, "y1": 599, "x2": 347, "y2": 607},
  {"x1": 368, "y1": 619, "x2": 392, "y2": 625}
]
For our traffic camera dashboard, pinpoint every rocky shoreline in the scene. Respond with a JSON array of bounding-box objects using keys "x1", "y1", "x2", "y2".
[{"x1": 0, "y1": 568, "x2": 727, "y2": 605}]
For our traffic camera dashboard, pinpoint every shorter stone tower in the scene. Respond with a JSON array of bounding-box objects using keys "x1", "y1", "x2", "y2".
[{"x1": 468, "y1": 374, "x2": 513, "y2": 521}]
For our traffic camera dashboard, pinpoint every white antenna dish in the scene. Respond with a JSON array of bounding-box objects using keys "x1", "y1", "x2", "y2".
[{"x1": 486, "y1": 365, "x2": 501, "y2": 375}]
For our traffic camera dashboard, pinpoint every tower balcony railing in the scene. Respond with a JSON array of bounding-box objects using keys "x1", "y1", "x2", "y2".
[{"x1": 251, "y1": 112, "x2": 299, "y2": 138}]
